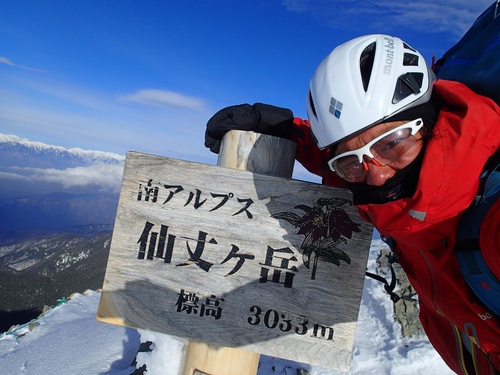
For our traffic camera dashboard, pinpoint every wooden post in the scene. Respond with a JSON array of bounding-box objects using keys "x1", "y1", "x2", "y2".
[
  {"x1": 182, "y1": 130, "x2": 296, "y2": 375},
  {"x1": 217, "y1": 130, "x2": 296, "y2": 178}
]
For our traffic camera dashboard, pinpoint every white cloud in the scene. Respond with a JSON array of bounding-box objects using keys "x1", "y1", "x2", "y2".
[
  {"x1": 5, "y1": 164, "x2": 124, "y2": 192},
  {"x1": 0, "y1": 98, "x2": 213, "y2": 162},
  {"x1": 0, "y1": 72, "x2": 214, "y2": 161},
  {"x1": 118, "y1": 89, "x2": 206, "y2": 111},
  {"x1": 0, "y1": 56, "x2": 45, "y2": 72},
  {"x1": 0, "y1": 170, "x2": 26, "y2": 181},
  {"x1": 40, "y1": 164, "x2": 124, "y2": 190},
  {"x1": 372, "y1": 0, "x2": 492, "y2": 34},
  {"x1": 282, "y1": 0, "x2": 493, "y2": 37},
  {"x1": 0, "y1": 57, "x2": 15, "y2": 66}
]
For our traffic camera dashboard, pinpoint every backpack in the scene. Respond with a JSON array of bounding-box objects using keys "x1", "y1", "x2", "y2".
[
  {"x1": 433, "y1": 1, "x2": 500, "y2": 316},
  {"x1": 455, "y1": 164, "x2": 500, "y2": 317},
  {"x1": 433, "y1": 1, "x2": 500, "y2": 106}
]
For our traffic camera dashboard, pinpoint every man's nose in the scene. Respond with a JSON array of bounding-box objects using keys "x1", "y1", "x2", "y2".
[{"x1": 363, "y1": 159, "x2": 395, "y2": 186}]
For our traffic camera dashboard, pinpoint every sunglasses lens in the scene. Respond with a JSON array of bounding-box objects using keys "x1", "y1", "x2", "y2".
[
  {"x1": 332, "y1": 155, "x2": 364, "y2": 182},
  {"x1": 370, "y1": 128, "x2": 415, "y2": 164}
]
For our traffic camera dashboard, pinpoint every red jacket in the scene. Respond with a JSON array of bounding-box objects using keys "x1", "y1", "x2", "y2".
[{"x1": 290, "y1": 80, "x2": 500, "y2": 374}]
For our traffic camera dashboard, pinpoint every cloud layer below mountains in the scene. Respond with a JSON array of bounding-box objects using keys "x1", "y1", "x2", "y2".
[{"x1": 1, "y1": 163, "x2": 124, "y2": 193}]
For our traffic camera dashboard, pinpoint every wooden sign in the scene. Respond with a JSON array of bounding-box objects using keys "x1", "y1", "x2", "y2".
[{"x1": 97, "y1": 151, "x2": 373, "y2": 371}]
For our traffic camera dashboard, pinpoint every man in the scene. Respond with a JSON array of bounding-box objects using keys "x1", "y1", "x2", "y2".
[{"x1": 205, "y1": 35, "x2": 500, "y2": 374}]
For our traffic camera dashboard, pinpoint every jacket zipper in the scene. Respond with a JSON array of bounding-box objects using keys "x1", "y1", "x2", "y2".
[
  {"x1": 419, "y1": 248, "x2": 480, "y2": 374},
  {"x1": 418, "y1": 248, "x2": 443, "y2": 314}
]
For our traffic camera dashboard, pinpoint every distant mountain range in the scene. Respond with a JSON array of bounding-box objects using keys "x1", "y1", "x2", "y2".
[
  {"x1": 0, "y1": 133, "x2": 124, "y2": 169},
  {"x1": 0, "y1": 133, "x2": 124, "y2": 331},
  {"x1": 0, "y1": 133, "x2": 124, "y2": 199},
  {"x1": 0, "y1": 133, "x2": 123, "y2": 240}
]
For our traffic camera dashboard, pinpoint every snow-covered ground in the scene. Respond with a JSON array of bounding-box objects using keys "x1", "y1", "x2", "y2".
[{"x1": 0, "y1": 240, "x2": 454, "y2": 374}]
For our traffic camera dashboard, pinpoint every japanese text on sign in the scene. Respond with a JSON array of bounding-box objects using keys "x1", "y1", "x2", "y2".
[{"x1": 137, "y1": 179, "x2": 254, "y2": 218}]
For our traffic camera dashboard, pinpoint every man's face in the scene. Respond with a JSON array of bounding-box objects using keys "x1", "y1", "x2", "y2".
[{"x1": 330, "y1": 119, "x2": 424, "y2": 186}]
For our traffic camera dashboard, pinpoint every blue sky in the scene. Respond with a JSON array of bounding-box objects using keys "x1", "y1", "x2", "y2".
[{"x1": 0, "y1": 1, "x2": 494, "y2": 167}]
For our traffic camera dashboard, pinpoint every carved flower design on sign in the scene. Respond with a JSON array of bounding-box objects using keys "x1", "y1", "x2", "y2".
[{"x1": 272, "y1": 198, "x2": 361, "y2": 280}]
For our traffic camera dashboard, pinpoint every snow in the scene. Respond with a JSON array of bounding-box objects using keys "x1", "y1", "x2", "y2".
[
  {"x1": 55, "y1": 250, "x2": 90, "y2": 269},
  {"x1": 0, "y1": 240, "x2": 455, "y2": 375}
]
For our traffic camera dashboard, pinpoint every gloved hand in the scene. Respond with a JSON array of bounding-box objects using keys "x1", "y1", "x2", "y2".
[{"x1": 205, "y1": 103, "x2": 294, "y2": 153}]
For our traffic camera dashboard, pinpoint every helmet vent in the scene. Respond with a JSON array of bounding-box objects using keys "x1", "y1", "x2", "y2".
[
  {"x1": 360, "y1": 42, "x2": 376, "y2": 92},
  {"x1": 403, "y1": 53, "x2": 419, "y2": 66},
  {"x1": 308, "y1": 91, "x2": 318, "y2": 118},
  {"x1": 403, "y1": 42, "x2": 416, "y2": 52},
  {"x1": 392, "y1": 72, "x2": 424, "y2": 104}
]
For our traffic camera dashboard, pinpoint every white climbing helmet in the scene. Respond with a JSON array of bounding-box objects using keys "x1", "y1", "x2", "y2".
[{"x1": 307, "y1": 34, "x2": 436, "y2": 149}]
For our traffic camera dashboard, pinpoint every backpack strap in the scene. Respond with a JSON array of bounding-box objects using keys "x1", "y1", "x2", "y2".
[{"x1": 455, "y1": 164, "x2": 500, "y2": 316}]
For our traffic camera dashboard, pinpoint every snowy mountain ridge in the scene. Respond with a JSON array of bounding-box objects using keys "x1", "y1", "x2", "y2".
[
  {"x1": 0, "y1": 133, "x2": 124, "y2": 198},
  {"x1": 0, "y1": 133, "x2": 125, "y2": 167}
]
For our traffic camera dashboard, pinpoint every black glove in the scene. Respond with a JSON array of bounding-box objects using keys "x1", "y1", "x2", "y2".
[{"x1": 205, "y1": 103, "x2": 294, "y2": 153}]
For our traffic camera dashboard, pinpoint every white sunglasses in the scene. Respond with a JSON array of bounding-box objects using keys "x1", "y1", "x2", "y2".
[{"x1": 328, "y1": 118, "x2": 424, "y2": 182}]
